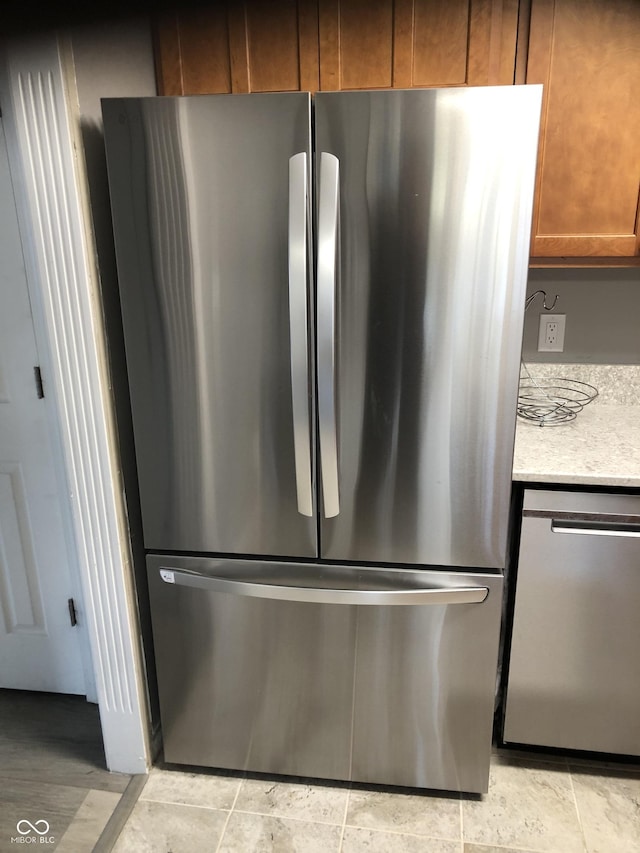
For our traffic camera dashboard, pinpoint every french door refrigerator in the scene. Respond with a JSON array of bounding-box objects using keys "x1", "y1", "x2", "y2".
[{"x1": 102, "y1": 86, "x2": 541, "y2": 794}]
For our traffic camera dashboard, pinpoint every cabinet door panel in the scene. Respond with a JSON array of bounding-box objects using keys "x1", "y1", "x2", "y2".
[
  {"x1": 320, "y1": 0, "x2": 394, "y2": 89},
  {"x1": 154, "y1": 1, "x2": 320, "y2": 95},
  {"x1": 155, "y1": 8, "x2": 233, "y2": 95},
  {"x1": 411, "y1": 0, "x2": 474, "y2": 85},
  {"x1": 231, "y1": 0, "x2": 318, "y2": 92},
  {"x1": 319, "y1": 0, "x2": 518, "y2": 90},
  {"x1": 246, "y1": 2, "x2": 302, "y2": 90},
  {"x1": 527, "y1": 0, "x2": 640, "y2": 258}
]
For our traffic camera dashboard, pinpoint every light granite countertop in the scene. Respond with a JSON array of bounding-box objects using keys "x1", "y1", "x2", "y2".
[{"x1": 513, "y1": 364, "x2": 640, "y2": 487}]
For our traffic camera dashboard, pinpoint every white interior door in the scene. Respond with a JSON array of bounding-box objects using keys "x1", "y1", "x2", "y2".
[{"x1": 0, "y1": 118, "x2": 85, "y2": 694}]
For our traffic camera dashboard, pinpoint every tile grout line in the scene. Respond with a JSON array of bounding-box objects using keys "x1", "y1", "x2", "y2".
[
  {"x1": 567, "y1": 766, "x2": 589, "y2": 853},
  {"x1": 214, "y1": 777, "x2": 243, "y2": 853},
  {"x1": 339, "y1": 824, "x2": 464, "y2": 843},
  {"x1": 140, "y1": 798, "x2": 348, "y2": 826},
  {"x1": 141, "y1": 797, "x2": 234, "y2": 812},
  {"x1": 459, "y1": 797, "x2": 464, "y2": 851},
  {"x1": 230, "y1": 808, "x2": 343, "y2": 825},
  {"x1": 337, "y1": 786, "x2": 350, "y2": 852},
  {"x1": 463, "y1": 845, "x2": 551, "y2": 852},
  {"x1": 217, "y1": 778, "x2": 245, "y2": 850}
]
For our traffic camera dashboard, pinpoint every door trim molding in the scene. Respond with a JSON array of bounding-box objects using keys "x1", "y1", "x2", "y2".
[{"x1": 0, "y1": 34, "x2": 149, "y2": 773}]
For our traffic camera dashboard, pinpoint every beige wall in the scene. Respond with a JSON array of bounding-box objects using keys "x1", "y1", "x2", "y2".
[{"x1": 71, "y1": 18, "x2": 156, "y2": 119}]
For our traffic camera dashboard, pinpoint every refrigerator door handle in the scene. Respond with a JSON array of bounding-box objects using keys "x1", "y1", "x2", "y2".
[
  {"x1": 317, "y1": 152, "x2": 340, "y2": 518},
  {"x1": 288, "y1": 153, "x2": 313, "y2": 517},
  {"x1": 158, "y1": 567, "x2": 489, "y2": 606}
]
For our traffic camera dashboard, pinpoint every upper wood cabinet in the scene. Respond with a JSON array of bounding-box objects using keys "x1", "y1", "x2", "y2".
[
  {"x1": 154, "y1": 0, "x2": 518, "y2": 96},
  {"x1": 525, "y1": 0, "x2": 640, "y2": 260},
  {"x1": 318, "y1": 0, "x2": 517, "y2": 89},
  {"x1": 154, "y1": 2, "x2": 320, "y2": 94}
]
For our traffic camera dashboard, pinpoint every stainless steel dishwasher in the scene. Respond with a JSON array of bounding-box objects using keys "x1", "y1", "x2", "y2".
[{"x1": 503, "y1": 489, "x2": 640, "y2": 756}]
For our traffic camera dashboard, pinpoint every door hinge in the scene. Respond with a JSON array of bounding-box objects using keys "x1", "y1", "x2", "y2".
[
  {"x1": 34, "y1": 366, "x2": 45, "y2": 399},
  {"x1": 68, "y1": 598, "x2": 78, "y2": 627}
]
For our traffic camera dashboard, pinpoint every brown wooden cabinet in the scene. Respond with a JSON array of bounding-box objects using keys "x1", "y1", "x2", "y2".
[
  {"x1": 154, "y1": 2, "x2": 320, "y2": 94},
  {"x1": 154, "y1": 0, "x2": 518, "y2": 96},
  {"x1": 524, "y1": 0, "x2": 640, "y2": 260},
  {"x1": 317, "y1": 0, "x2": 517, "y2": 89}
]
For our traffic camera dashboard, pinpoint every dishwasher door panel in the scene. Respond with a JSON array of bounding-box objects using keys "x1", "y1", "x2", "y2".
[
  {"x1": 147, "y1": 555, "x2": 503, "y2": 793},
  {"x1": 504, "y1": 490, "x2": 640, "y2": 755}
]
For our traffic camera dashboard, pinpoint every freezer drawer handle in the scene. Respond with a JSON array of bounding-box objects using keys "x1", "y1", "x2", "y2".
[
  {"x1": 158, "y1": 568, "x2": 489, "y2": 606},
  {"x1": 288, "y1": 152, "x2": 313, "y2": 517},
  {"x1": 317, "y1": 152, "x2": 340, "y2": 518},
  {"x1": 551, "y1": 519, "x2": 640, "y2": 538}
]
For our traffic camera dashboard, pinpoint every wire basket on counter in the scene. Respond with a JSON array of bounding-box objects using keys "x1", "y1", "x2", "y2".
[{"x1": 517, "y1": 366, "x2": 598, "y2": 427}]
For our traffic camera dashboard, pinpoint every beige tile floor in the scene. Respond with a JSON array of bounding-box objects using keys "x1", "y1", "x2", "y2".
[{"x1": 112, "y1": 750, "x2": 640, "y2": 853}]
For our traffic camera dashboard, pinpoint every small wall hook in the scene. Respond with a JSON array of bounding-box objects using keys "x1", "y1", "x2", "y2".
[{"x1": 525, "y1": 289, "x2": 559, "y2": 311}]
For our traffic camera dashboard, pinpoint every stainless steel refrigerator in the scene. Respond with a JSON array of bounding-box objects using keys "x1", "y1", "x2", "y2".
[{"x1": 102, "y1": 86, "x2": 541, "y2": 794}]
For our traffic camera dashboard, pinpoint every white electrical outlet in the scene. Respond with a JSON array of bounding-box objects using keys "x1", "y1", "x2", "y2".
[{"x1": 538, "y1": 313, "x2": 566, "y2": 352}]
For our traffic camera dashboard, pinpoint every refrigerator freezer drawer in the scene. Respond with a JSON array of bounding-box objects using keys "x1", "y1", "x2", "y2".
[
  {"x1": 147, "y1": 555, "x2": 503, "y2": 794},
  {"x1": 504, "y1": 490, "x2": 640, "y2": 755}
]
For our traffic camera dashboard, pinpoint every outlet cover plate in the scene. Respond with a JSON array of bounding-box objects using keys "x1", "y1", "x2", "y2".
[{"x1": 538, "y1": 313, "x2": 566, "y2": 352}]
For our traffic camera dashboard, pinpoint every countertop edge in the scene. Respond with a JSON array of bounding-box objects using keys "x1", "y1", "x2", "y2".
[
  {"x1": 513, "y1": 473, "x2": 640, "y2": 488},
  {"x1": 512, "y1": 402, "x2": 640, "y2": 489}
]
